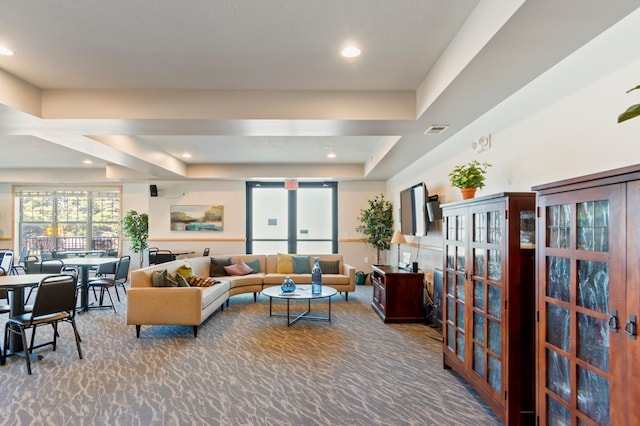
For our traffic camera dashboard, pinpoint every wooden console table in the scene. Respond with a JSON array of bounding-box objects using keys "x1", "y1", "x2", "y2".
[{"x1": 371, "y1": 264, "x2": 424, "y2": 323}]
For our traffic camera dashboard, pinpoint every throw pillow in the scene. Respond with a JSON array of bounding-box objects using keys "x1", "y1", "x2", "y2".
[
  {"x1": 176, "y1": 262, "x2": 194, "y2": 278},
  {"x1": 164, "y1": 274, "x2": 179, "y2": 287},
  {"x1": 175, "y1": 273, "x2": 190, "y2": 287},
  {"x1": 319, "y1": 260, "x2": 340, "y2": 274},
  {"x1": 187, "y1": 276, "x2": 217, "y2": 287},
  {"x1": 244, "y1": 258, "x2": 261, "y2": 273},
  {"x1": 210, "y1": 257, "x2": 232, "y2": 277},
  {"x1": 224, "y1": 259, "x2": 254, "y2": 276},
  {"x1": 292, "y1": 255, "x2": 311, "y2": 274},
  {"x1": 151, "y1": 270, "x2": 167, "y2": 287},
  {"x1": 276, "y1": 253, "x2": 294, "y2": 274}
]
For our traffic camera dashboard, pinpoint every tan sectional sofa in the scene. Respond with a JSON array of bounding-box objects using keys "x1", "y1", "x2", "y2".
[{"x1": 127, "y1": 254, "x2": 355, "y2": 337}]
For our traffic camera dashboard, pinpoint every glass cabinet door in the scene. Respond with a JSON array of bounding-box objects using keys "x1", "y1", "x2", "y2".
[
  {"x1": 537, "y1": 185, "x2": 625, "y2": 426},
  {"x1": 444, "y1": 209, "x2": 466, "y2": 361}
]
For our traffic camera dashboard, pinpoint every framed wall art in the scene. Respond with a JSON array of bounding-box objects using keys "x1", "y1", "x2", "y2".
[{"x1": 170, "y1": 205, "x2": 223, "y2": 231}]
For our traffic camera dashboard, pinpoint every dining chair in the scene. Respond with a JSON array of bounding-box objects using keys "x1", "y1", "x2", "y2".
[
  {"x1": 202, "y1": 248, "x2": 210, "y2": 256},
  {"x1": 154, "y1": 250, "x2": 175, "y2": 264},
  {"x1": 40, "y1": 259, "x2": 64, "y2": 274},
  {"x1": 3, "y1": 274, "x2": 82, "y2": 375},
  {"x1": 23, "y1": 255, "x2": 40, "y2": 274},
  {"x1": 11, "y1": 248, "x2": 30, "y2": 274},
  {"x1": 0, "y1": 251, "x2": 14, "y2": 276},
  {"x1": 87, "y1": 256, "x2": 130, "y2": 312},
  {"x1": 148, "y1": 247, "x2": 159, "y2": 265}
]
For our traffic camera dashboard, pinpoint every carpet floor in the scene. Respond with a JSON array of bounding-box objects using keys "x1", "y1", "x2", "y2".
[{"x1": 0, "y1": 284, "x2": 502, "y2": 426}]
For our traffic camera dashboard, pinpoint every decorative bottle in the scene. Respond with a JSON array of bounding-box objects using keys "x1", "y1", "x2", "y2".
[
  {"x1": 311, "y1": 257, "x2": 322, "y2": 295},
  {"x1": 281, "y1": 276, "x2": 296, "y2": 293}
]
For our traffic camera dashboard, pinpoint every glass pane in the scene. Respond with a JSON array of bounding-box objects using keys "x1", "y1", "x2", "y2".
[
  {"x1": 487, "y1": 285, "x2": 501, "y2": 319},
  {"x1": 296, "y1": 241, "x2": 332, "y2": 254},
  {"x1": 457, "y1": 214, "x2": 466, "y2": 241},
  {"x1": 447, "y1": 271, "x2": 454, "y2": 296},
  {"x1": 252, "y1": 187, "x2": 288, "y2": 240},
  {"x1": 297, "y1": 187, "x2": 332, "y2": 240},
  {"x1": 547, "y1": 395, "x2": 571, "y2": 425},
  {"x1": 22, "y1": 224, "x2": 52, "y2": 256},
  {"x1": 488, "y1": 319, "x2": 501, "y2": 356},
  {"x1": 577, "y1": 313, "x2": 609, "y2": 372},
  {"x1": 487, "y1": 211, "x2": 502, "y2": 244},
  {"x1": 21, "y1": 196, "x2": 54, "y2": 221},
  {"x1": 473, "y1": 344, "x2": 485, "y2": 376},
  {"x1": 473, "y1": 212, "x2": 485, "y2": 242},
  {"x1": 547, "y1": 256, "x2": 570, "y2": 302},
  {"x1": 520, "y1": 210, "x2": 536, "y2": 248},
  {"x1": 91, "y1": 223, "x2": 119, "y2": 250},
  {"x1": 447, "y1": 246, "x2": 456, "y2": 269},
  {"x1": 252, "y1": 241, "x2": 288, "y2": 254},
  {"x1": 547, "y1": 349, "x2": 570, "y2": 402},
  {"x1": 577, "y1": 261, "x2": 609, "y2": 314},
  {"x1": 474, "y1": 313, "x2": 485, "y2": 345},
  {"x1": 447, "y1": 216, "x2": 456, "y2": 240},
  {"x1": 473, "y1": 248, "x2": 485, "y2": 276},
  {"x1": 456, "y1": 274, "x2": 465, "y2": 302},
  {"x1": 56, "y1": 193, "x2": 89, "y2": 222},
  {"x1": 57, "y1": 224, "x2": 88, "y2": 251},
  {"x1": 487, "y1": 354, "x2": 502, "y2": 393},
  {"x1": 456, "y1": 246, "x2": 465, "y2": 273},
  {"x1": 487, "y1": 249, "x2": 501, "y2": 281},
  {"x1": 447, "y1": 325, "x2": 454, "y2": 351},
  {"x1": 547, "y1": 303, "x2": 570, "y2": 352},
  {"x1": 447, "y1": 298, "x2": 454, "y2": 323},
  {"x1": 577, "y1": 366, "x2": 610, "y2": 426},
  {"x1": 473, "y1": 281, "x2": 484, "y2": 310},
  {"x1": 547, "y1": 204, "x2": 571, "y2": 249},
  {"x1": 456, "y1": 303, "x2": 465, "y2": 329},
  {"x1": 456, "y1": 331, "x2": 465, "y2": 360},
  {"x1": 577, "y1": 200, "x2": 609, "y2": 252},
  {"x1": 92, "y1": 195, "x2": 120, "y2": 222}
]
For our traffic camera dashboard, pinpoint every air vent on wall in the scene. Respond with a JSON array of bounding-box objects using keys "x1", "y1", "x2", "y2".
[{"x1": 424, "y1": 125, "x2": 449, "y2": 134}]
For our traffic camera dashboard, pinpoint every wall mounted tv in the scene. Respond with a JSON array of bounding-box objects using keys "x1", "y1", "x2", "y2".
[{"x1": 400, "y1": 183, "x2": 428, "y2": 236}]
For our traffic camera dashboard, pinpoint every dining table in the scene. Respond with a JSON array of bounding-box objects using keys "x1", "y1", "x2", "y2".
[
  {"x1": 60, "y1": 257, "x2": 118, "y2": 312},
  {"x1": 0, "y1": 273, "x2": 54, "y2": 360}
]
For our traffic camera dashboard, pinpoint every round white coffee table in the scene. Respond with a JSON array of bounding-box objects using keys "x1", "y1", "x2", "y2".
[{"x1": 261, "y1": 285, "x2": 337, "y2": 326}]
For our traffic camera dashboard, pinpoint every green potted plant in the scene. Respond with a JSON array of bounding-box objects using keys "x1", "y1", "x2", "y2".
[
  {"x1": 449, "y1": 160, "x2": 492, "y2": 199},
  {"x1": 618, "y1": 84, "x2": 640, "y2": 123},
  {"x1": 121, "y1": 210, "x2": 149, "y2": 268},
  {"x1": 356, "y1": 194, "x2": 394, "y2": 264}
]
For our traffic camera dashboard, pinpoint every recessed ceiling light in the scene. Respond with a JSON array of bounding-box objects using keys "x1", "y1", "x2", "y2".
[
  {"x1": 82, "y1": 159, "x2": 93, "y2": 165},
  {"x1": 182, "y1": 152, "x2": 192, "y2": 158},
  {"x1": 327, "y1": 152, "x2": 337, "y2": 159},
  {"x1": 0, "y1": 46, "x2": 14, "y2": 56},
  {"x1": 341, "y1": 46, "x2": 361, "y2": 58}
]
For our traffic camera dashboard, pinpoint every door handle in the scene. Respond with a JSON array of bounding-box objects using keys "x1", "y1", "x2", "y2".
[
  {"x1": 624, "y1": 314, "x2": 637, "y2": 340},
  {"x1": 608, "y1": 309, "x2": 619, "y2": 333}
]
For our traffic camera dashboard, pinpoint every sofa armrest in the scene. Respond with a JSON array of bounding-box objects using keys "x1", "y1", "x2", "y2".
[
  {"x1": 342, "y1": 263, "x2": 356, "y2": 291},
  {"x1": 126, "y1": 287, "x2": 203, "y2": 325}
]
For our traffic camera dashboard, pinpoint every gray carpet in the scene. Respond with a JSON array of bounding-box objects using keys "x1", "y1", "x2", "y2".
[{"x1": 0, "y1": 284, "x2": 502, "y2": 426}]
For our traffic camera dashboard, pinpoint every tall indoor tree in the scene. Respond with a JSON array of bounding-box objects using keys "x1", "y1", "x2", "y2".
[
  {"x1": 122, "y1": 210, "x2": 149, "y2": 268},
  {"x1": 356, "y1": 194, "x2": 394, "y2": 264}
]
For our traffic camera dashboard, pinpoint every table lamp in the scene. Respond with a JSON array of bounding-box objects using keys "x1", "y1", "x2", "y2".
[{"x1": 390, "y1": 230, "x2": 406, "y2": 267}]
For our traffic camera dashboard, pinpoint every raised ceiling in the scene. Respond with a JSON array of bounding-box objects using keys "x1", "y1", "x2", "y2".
[{"x1": 0, "y1": 0, "x2": 638, "y2": 182}]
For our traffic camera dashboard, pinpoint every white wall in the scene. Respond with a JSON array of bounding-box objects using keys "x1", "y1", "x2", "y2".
[{"x1": 388, "y1": 10, "x2": 640, "y2": 276}]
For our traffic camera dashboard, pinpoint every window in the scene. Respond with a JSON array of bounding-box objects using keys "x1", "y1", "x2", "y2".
[
  {"x1": 246, "y1": 181, "x2": 337, "y2": 254},
  {"x1": 16, "y1": 188, "x2": 121, "y2": 256}
]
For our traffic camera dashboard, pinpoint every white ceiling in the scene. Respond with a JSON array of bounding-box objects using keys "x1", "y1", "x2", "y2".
[{"x1": 0, "y1": 0, "x2": 638, "y2": 182}]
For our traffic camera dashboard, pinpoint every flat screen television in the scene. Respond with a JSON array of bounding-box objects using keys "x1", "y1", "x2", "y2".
[{"x1": 400, "y1": 182, "x2": 428, "y2": 236}]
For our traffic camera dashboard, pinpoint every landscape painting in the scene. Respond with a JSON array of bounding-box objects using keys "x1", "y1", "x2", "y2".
[{"x1": 170, "y1": 205, "x2": 223, "y2": 231}]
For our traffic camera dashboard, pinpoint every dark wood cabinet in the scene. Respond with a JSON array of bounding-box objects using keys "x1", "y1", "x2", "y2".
[
  {"x1": 441, "y1": 192, "x2": 536, "y2": 425},
  {"x1": 533, "y1": 164, "x2": 640, "y2": 426},
  {"x1": 371, "y1": 264, "x2": 424, "y2": 323}
]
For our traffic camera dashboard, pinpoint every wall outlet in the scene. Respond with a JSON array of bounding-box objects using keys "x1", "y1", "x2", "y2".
[{"x1": 364, "y1": 257, "x2": 368, "y2": 263}]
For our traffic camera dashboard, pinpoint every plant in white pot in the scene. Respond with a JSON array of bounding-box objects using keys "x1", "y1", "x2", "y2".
[
  {"x1": 121, "y1": 210, "x2": 149, "y2": 268},
  {"x1": 449, "y1": 160, "x2": 492, "y2": 199}
]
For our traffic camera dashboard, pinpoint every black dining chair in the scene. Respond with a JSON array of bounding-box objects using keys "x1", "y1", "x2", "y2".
[
  {"x1": 148, "y1": 247, "x2": 159, "y2": 265},
  {"x1": 87, "y1": 256, "x2": 130, "y2": 312},
  {"x1": 40, "y1": 259, "x2": 65, "y2": 274},
  {"x1": 154, "y1": 250, "x2": 175, "y2": 264},
  {"x1": 11, "y1": 248, "x2": 30, "y2": 274},
  {"x1": 202, "y1": 248, "x2": 210, "y2": 256},
  {"x1": 0, "y1": 251, "x2": 14, "y2": 276},
  {"x1": 3, "y1": 274, "x2": 82, "y2": 375}
]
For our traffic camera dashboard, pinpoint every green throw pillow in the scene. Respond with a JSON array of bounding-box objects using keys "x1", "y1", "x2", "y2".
[
  {"x1": 210, "y1": 257, "x2": 232, "y2": 277},
  {"x1": 151, "y1": 270, "x2": 167, "y2": 287},
  {"x1": 175, "y1": 273, "x2": 190, "y2": 287},
  {"x1": 292, "y1": 255, "x2": 311, "y2": 274},
  {"x1": 244, "y1": 258, "x2": 261, "y2": 273},
  {"x1": 319, "y1": 260, "x2": 340, "y2": 274}
]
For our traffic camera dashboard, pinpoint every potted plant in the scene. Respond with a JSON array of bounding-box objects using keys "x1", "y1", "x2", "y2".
[
  {"x1": 121, "y1": 210, "x2": 149, "y2": 268},
  {"x1": 356, "y1": 194, "x2": 394, "y2": 264},
  {"x1": 449, "y1": 160, "x2": 492, "y2": 199},
  {"x1": 618, "y1": 84, "x2": 640, "y2": 123}
]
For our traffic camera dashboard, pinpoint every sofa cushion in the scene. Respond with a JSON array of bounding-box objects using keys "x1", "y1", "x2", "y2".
[
  {"x1": 210, "y1": 257, "x2": 232, "y2": 277},
  {"x1": 276, "y1": 253, "x2": 294, "y2": 274},
  {"x1": 292, "y1": 255, "x2": 311, "y2": 274},
  {"x1": 187, "y1": 276, "x2": 218, "y2": 287},
  {"x1": 224, "y1": 259, "x2": 254, "y2": 276},
  {"x1": 201, "y1": 282, "x2": 230, "y2": 310},
  {"x1": 177, "y1": 262, "x2": 194, "y2": 278},
  {"x1": 175, "y1": 274, "x2": 191, "y2": 287},
  {"x1": 319, "y1": 260, "x2": 340, "y2": 274},
  {"x1": 245, "y1": 258, "x2": 261, "y2": 273}
]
